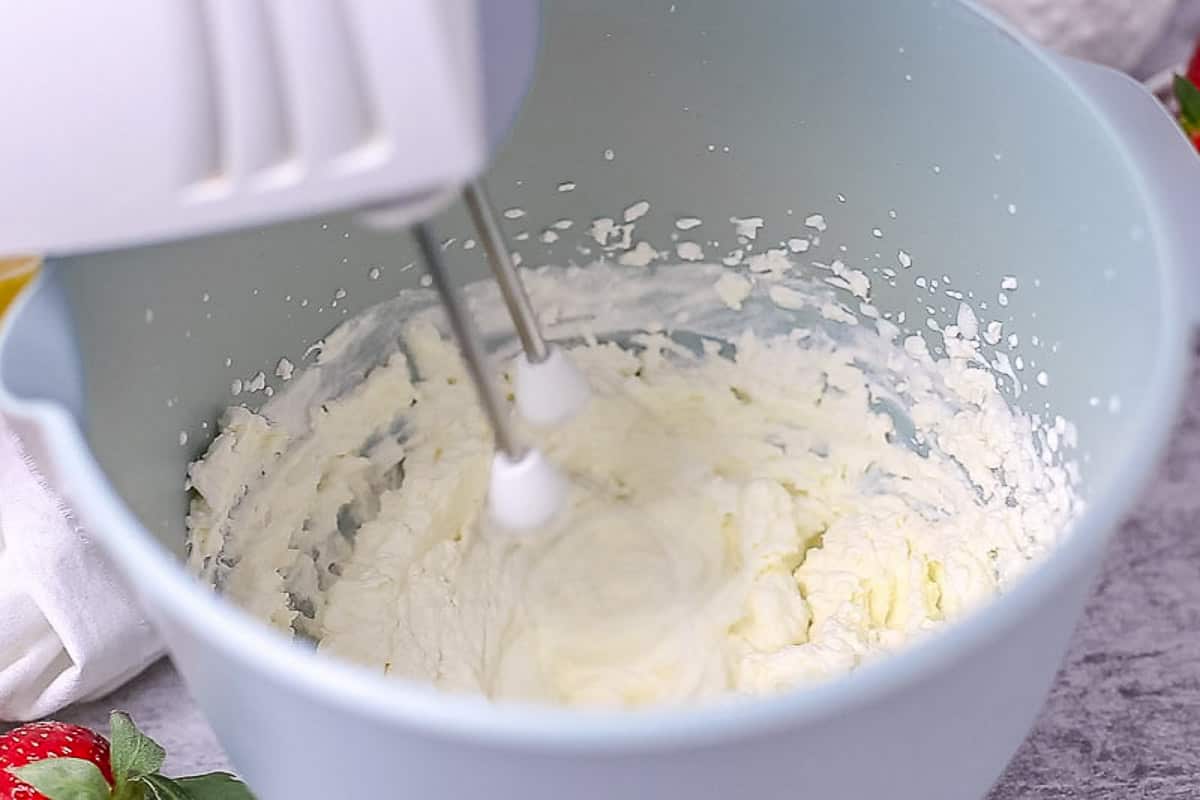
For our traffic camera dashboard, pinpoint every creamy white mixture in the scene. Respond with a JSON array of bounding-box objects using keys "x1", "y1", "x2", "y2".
[{"x1": 186, "y1": 261, "x2": 1078, "y2": 708}]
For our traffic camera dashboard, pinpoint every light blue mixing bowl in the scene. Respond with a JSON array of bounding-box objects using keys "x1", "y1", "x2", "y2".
[{"x1": 3, "y1": 1, "x2": 1199, "y2": 797}]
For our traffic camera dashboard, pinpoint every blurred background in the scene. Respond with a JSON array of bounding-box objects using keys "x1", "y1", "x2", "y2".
[{"x1": 983, "y1": 0, "x2": 1200, "y2": 78}]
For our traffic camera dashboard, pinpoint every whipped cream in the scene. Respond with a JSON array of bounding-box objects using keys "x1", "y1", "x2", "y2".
[{"x1": 187, "y1": 261, "x2": 1078, "y2": 708}]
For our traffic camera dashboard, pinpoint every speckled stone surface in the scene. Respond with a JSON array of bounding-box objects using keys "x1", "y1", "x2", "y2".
[
  {"x1": 6, "y1": 349, "x2": 1197, "y2": 796},
  {"x1": 987, "y1": 346, "x2": 1200, "y2": 798}
]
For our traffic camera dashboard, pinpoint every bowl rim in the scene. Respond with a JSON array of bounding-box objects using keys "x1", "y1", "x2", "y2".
[{"x1": 0, "y1": 0, "x2": 1191, "y2": 752}]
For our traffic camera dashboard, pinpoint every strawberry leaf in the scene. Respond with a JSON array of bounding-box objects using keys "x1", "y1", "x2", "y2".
[
  {"x1": 175, "y1": 772, "x2": 256, "y2": 799},
  {"x1": 1174, "y1": 74, "x2": 1200, "y2": 134},
  {"x1": 8, "y1": 758, "x2": 112, "y2": 800},
  {"x1": 109, "y1": 712, "x2": 166, "y2": 785},
  {"x1": 135, "y1": 771, "x2": 256, "y2": 800},
  {"x1": 136, "y1": 774, "x2": 190, "y2": 800}
]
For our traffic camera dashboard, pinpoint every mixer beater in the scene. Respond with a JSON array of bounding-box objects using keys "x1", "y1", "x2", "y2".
[{"x1": 413, "y1": 181, "x2": 590, "y2": 530}]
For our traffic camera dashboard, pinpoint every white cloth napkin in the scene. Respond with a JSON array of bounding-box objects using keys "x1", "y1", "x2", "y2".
[{"x1": 0, "y1": 416, "x2": 161, "y2": 721}]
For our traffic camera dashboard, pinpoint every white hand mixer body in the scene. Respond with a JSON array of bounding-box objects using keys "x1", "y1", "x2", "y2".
[{"x1": 0, "y1": 0, "x2": 583, "y2": 529}]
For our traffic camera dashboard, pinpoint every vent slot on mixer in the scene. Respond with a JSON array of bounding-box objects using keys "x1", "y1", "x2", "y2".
[{"x1": 186, "y1": 0, "x2": 380, "y2": 200}]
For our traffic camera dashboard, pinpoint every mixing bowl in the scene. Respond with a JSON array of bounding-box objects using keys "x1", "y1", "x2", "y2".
[{"x1": 3, "y1": 1, "x2": 1198, "y2": 797}]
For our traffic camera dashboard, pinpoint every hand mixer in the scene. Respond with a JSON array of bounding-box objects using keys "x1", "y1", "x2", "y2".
[{"x1": 0, "y1": 0, "x2": 584, "y2": 530}]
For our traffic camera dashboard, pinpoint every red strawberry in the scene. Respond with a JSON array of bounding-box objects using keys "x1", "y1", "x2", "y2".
[
  {"x1": 0, "y1": 723, "x2": 114, "y2": 799},
  {"x1": 1187, "y1": 37, "x2": 1200, "y2": 89},
  {"x1": 0, "y1": 712, "x2": 255, "y2": 799}
]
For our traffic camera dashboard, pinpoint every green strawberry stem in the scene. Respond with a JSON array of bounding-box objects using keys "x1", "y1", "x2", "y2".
[
  {"x1": 1174, "y1": 74, "x2": 1200, "y2": 138},
  {"x1": 109, "y1": 712, "x2": 166, "y2": 788}
]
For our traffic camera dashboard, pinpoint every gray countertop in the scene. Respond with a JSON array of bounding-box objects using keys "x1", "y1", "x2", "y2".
[{"x1": 27, "y1": 347, "x2": 1200, "y2": 798}]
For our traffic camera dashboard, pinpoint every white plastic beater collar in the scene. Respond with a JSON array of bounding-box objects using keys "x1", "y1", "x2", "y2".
[
  {"x1": 514, "y1": 345, "x2": 591, "y2": 427},
  {"x1": 488, "y1": 448, "x2": 569, "y2": 531}
]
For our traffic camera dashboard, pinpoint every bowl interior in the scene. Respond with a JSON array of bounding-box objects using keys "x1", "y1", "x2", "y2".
[{"x1": 23, "y1": 0, "x2": 1161, "y2": 572}]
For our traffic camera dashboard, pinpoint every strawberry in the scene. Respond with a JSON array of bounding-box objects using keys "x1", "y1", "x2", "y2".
[
  {"x1": 1187, "y1": 37, "x2": 1200, "y2": 89},
  {"x1": 1176, "y1": 34, "x2": 1200, "y2": 151},
  {"x1": 0, "y1": 712, "x2": 254, "y2": 800},
  {"x1": 0, "y1": 723, "x2": 114, "y2": 799},
  {"x1": 1174, "y1": 72, "x2": 1200, "y2": 152}
]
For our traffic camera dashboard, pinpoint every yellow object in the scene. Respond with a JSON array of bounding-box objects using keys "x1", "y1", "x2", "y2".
[{"x1": 0, "y1": 256, "x2": 40, "y2": 316}]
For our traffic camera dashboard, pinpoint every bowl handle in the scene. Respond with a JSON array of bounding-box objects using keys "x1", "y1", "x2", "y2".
[
  {"x1": 0, "y1": 263, "x2": 84, "y2": 423},
  {"x1": 0, "y1": 262, "x2": 88, "y2": 482},
  {"x1": 1055, "y1": 55, "x2": 1200, "y2": 326}
]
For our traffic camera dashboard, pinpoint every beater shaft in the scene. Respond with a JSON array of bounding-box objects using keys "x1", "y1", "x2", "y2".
[
  {"x1": 413, "y1": 223, "x2": 524, "y2": 459},
  {"x1": 463, "y1": 180, "x2": 550, "y2": 364}
]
